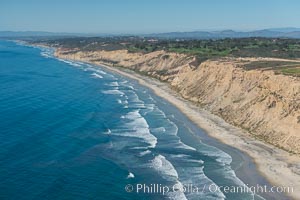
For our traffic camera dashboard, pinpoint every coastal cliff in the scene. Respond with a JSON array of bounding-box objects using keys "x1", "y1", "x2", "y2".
[{"x1": 55, "y1": 49, "x2": 300, "y2": 154}]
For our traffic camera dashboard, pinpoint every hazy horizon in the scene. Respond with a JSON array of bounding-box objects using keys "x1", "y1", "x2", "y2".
[
  {"x1": 1, "y1": 0, "x2": 300, "y2": 34},
  {"x1": 2, "y1": 27, "x2": 300, "y2": 35}
]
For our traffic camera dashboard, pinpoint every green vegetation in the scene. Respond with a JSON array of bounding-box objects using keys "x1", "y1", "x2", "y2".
[
  {"x1": 167, "y1": 47, "x2": 231, "y2": 57},
  {"x1": 281, "y1": 67, "x2": 300, "y2": 76},
  {"x1": 243, "y1": 61, "x2": 300, "y2": 77},
  {"x1": 33, "y1": 36, "x2": 300, "y2": 77},
  {"x1": 243, "y1": 61, "x2": 300, "y2": 70},
  {"x1": 36, "y1": 37, "x2": 300, "y2": 59}
]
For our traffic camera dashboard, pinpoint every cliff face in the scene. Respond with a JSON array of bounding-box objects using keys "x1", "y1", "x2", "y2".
[
  {"x1": 56, "y1": 49, "x2": 300, "y2": 154},
  {"x1": 56, "y1": 50, "x2": 194, "y2": 81}
]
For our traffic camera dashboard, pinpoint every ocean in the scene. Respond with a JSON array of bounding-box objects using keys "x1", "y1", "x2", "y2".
[{"x1": 0, "y1": 40, "x2": 266, "y2": 200}]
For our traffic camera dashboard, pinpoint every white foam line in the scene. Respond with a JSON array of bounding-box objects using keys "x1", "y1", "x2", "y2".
[
  {"x1": 58, "y1": 58, "x2": 82, "y2": 67},
  {"x1": 127, "y1": 85, "x2": 134, "y2": 90},
  {"x1": 95, "y1": 69, "x2": 107, "y2": 75},
  {"x1": 149, "y1": 155, "x2": 187, "y2": 200},
  {"x1": 103, "y1": 129, "x2": 112, "y2": 135},
  {"x1": 126, "y1": 172, "x2": 135, "y2": 179},
  {"x1": 106, "y1": 81, "x2": 119, "y2": 87},
  {"x1": 151, "y1": 127, "x2": 166, "y2": 133},
  {"x1": 111, "y1": 110, "x2": 157, "y2": 148},
  {"x1": 139, "y1": 150, "x2": 151, "y2": 156},
  {"x1": 40, "y1": 52, "x2": 52, "y2": 58},
  {"x1": 201, "y1": 145, "x2": 232, "y2": 165},
  {"x1": 91, "y1": 72, "x2": 103, "y2": 79},
  {"x1": 148, "y1": 106, "x2": 197, "y2": 151},
  {"x1": 101, "y1": 90, "x2": 125, "y2": 96},
  {"x1": 168, "y1": 154, "x2": 226, "y2": 199}
]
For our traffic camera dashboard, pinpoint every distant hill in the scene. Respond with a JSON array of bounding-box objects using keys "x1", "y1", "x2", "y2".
[
  {"x1": 0, "y1": 31, "x2": 79, "y2": 37},
  {"x1": 266, "y1": 27, "x2": 300, "y2": 33},
  {"x1": 1, "y1": 28, "x2": 300, "y2": 39},
  {"x1": 0, "y1": 31, "x2": 111, "y2": 39},
  {"x1": 145, "y1": 28, "x2": 300, "y2": 39}
]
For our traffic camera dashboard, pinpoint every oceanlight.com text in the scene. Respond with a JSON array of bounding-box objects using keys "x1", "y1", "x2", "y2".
[{"x1": 125, "y1": 183, "x2": 294, "y2": 195}]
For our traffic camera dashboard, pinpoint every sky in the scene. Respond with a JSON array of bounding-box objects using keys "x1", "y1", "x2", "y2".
[{"x1": 0, "y1": 0, "x2": 300, "y2": 34}]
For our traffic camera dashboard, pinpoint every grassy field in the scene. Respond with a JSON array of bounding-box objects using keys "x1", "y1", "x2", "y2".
[
  {"x1": 280, "y1": 67, "x2": 300, "y2": 76},
  {"x1": 243, "y1": 61, "x2": 300, "y2": 76},
  {"x1": 34, "y1": 36, "x2": 300, "y2": 77}
]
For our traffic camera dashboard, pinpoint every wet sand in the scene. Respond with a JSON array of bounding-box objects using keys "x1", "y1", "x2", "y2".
[
  {"x1": 53, "y1": 50, "x2": 299, "y2": 199},
  {"x1": 94, "y1": 63, "x2": 299, "y2": 200}
]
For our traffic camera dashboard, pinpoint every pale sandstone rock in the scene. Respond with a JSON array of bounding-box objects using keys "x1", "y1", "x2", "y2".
[{"x1": 56, "y1": 49, "x2": 300, "y2": 154}]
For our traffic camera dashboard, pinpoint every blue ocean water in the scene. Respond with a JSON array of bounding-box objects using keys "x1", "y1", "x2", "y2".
[{"x1": 0, "y1": 40, "x2": 265, "y2": 200}]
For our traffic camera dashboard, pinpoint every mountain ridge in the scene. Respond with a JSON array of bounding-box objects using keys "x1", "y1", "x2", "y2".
[{"x1": 2, "y1": 28, "x2": 300, "y2": 39}]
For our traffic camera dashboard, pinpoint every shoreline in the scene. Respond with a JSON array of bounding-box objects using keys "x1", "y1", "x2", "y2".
[
  {"x1": 65, "y1": 58, "x2": 300, "y2": 199},
  {"x1": 95, "y1": 63, "x2": 299, "y2": 199},
  {"x1": 39, "y1": 40, "x2": 300, "y2": 199}
]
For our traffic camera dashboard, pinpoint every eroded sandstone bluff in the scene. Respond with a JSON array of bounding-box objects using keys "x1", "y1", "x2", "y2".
[{"x1": 55, "y1": 49, "x2": 300, "y2": 154}]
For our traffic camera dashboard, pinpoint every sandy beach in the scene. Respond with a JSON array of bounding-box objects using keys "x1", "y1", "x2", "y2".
[
  {"x1": 47, "y1": 42, "x2": 300, "y2": 199},
  {"x1": 75, "y1": 60, "x2": 300, "y2": 199},
  {"x1": 3, "y1": 1, "x2": 300, "y2": 200}
]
